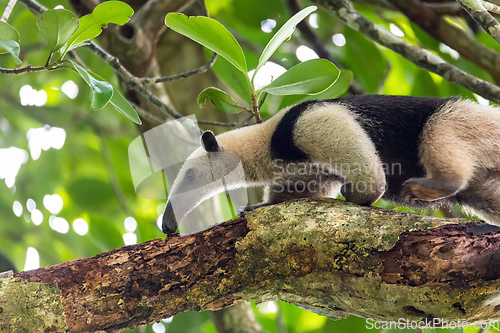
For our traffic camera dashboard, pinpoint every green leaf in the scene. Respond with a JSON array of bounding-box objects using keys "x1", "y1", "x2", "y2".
[
  {"x1": 0, "y1": 21, "x2": 20, "y2": 50},
  {"x1": 65, "y1": 1, "x2": 133, "y2": 54},
  {"x1": 69, "y1": 60, "x2": 140, "y2": 122},
  {"x1": 197, "y1": 87, "x2": 243, "y2": 114},
  {"x1": 0, "y1": 37, "x2": 21, "y2": 64},
  {"x1": 109, "y1": 87, "x2": 142, "y2": 124},
  {"x1": 36, "y1": 9, "x2": 79, "y2": 53},
  {"x1": 278, "y1": 69, "x2": 353, "y2": 109},
  {"x1": 70, "y1": 61, "x2": 113, "y2": 110},
  {"x1": 208, "y1": 50, "x2": 252, "y2": 105},
  {"x1": 165, "y1": 13, "x2": 248, "y2": 74},
  {"x1": 260, "y1": 59, "x2": 339, "y2": 96},
  {"x1": 253, "y1": 5, "x2": 316, "y2": 83},
  {"x1": 313, "y1": 69, "x2": 352, "y2": 99},
  {"x1": 0, "y1": 21, "x2": 21, "y2": 64},
  {"x1": 88, "y1": 77, "x2": 113, "y2": 110},
  {"x1": 65, "y1": 41, "x2": 89, "y2": 53}
]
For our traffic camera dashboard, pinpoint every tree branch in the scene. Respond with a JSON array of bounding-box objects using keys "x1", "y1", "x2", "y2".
[
  {"x1": 458, "y1": 0, "x2": 500, "y2": 44},
  {"x1": 311, "y1": 0, "x2": 500, "y2": 104},
  {"x1": 484, "y1": 1, "x2": 500, "y2": 14},
  {"x1": 424, "y1": 2, "x2": 464, "y2": 15},
  {"x1": 5, "y1": 198, "x2": 500, "y2": 332},
  {"x1": 0, "y1": 63, "x2": 64, "y2": 74},
  {"x1": 1, "y1": 0, "x2": 18, "y2": 22},
  {"x1": 138, "y1": 53, "x2": 218, "y2": 84},
  {"x1": 388, "y1": 0, "x2": 500, "y2": 83}
]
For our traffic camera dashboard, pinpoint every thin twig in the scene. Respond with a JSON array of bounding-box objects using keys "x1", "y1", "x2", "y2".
[
  {"x1": 198, "y1": 116, "x2": 253, "y2": 127},
  {"x1": 484, "y1": 1, "x2": 500, "y2": 14},
  {"x1": 258, "y1": 92, "x2": 268, "y2": 110},
  {"x1": 424, "y1": 2, "x2": 463, "y2": 15},
  {"x1": 139, "y1": 53, "x2": 217, "y2": 84},
  {"x1": 133, "y1": 101, "x2": 252, "y2": 127},
  {"x1": 0, "y1": 63, "x2": 65, "y2": 74},
  {"x1": 1, "y1": 0, "x2": 18, "y2": 22},
  {"x1": 200, "y1": 0, "x2": 209, "y2": 17},
  {"x1": 457, "y1": 0, "x2": 500, "y2": 45},
  {"x1": 18, "y1": 0, "x2": 44, "y2": 15},
  {"x1": 132, "y1": 103, "x2": 164, "y2": 126},
  {"x1": 83, "y1": 41, "x2": 185, "y2": 120},
  {"x1": 312, "y1": 0, "x2": 500, "y2": 104}
]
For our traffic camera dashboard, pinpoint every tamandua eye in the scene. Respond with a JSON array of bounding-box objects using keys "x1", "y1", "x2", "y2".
[{"x1": 185, "y1": 168, "x2": 195, "y2": 181}]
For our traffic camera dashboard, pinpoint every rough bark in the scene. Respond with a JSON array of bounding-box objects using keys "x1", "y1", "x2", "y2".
[{"x1": 3, "y1": 198, "x2": 500, "y2": 332}]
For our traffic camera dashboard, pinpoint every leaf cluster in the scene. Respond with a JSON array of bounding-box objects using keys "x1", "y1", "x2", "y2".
[
  {"x1": 165, "y1": 6, "x2": 346, "y2": 120},
  {"x1": 1, "y1": 2, "x2": 140, "y2": 124}
]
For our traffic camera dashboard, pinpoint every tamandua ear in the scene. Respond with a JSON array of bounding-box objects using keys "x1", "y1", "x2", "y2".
[{"x1": 201, "y1": 131, "x2": 220, "y2": 152}]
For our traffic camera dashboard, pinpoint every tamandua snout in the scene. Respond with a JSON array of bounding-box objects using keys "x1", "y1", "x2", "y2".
[{"x1": 162, "y1": 95, "x2": 500, "y2": 234}]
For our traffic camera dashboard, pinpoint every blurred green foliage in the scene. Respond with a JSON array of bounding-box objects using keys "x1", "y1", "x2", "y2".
[{"x1": 0, "y1": 0, "x2": 496, "y2": 332}]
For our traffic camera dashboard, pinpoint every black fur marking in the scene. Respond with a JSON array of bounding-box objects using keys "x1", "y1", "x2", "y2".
[
  {"x1": 333, "y1": 95, "x2": 457, "y2": 198},
  {"x1": 271, "y1": 95, "x2": 457, "y2": 200},
  {"x1": 270, "y1": 100, "x2": 316, "y2": 161},
  {"x1": 467, "y1": 224, "x2": 500, "y2": 235}
]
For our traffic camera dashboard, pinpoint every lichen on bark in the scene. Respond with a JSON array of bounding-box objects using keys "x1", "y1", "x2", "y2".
[
  {"x1": 0, "y1": 277, "x2": 67, "y2": 332},
  {"x1": 232, "y1": 198, "x2": 500, "y2": 322}
]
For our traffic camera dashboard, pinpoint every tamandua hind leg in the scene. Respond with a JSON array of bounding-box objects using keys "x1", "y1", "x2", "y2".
[
  {"x1": 401, "y1": 126, "x2": 474, "y2": 203},
  {"x1": 457, "y1": 172, "x2": 500, "y2": 226},
  {"x1": 401, "y1": 176, "x2": 467, "y2": 203}
]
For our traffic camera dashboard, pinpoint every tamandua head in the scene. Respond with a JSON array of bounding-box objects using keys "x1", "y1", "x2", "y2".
[{"x1": 162, "y1": 131, "x2": 245, "y2": 234}]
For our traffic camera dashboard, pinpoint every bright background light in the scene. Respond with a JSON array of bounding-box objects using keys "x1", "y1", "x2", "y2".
[
  {"x1": 389, "y1": 23, "x2": 405, "y2": 37},
  {"x1": 24, "y1": 247, "x2": 40, "y2": 271},
  {"x1": 31, "y1": 209, "x2": 43, "y2": 225},
  {"x1": 248, "y1": 62, "x2": 287, "y2": 90},
  {"x1": 296, "y1": 45, "x2": 319, "y2": 62},
  {"x1": 123, "y1": 232, "x2": 137, "y2": 245},
  {"x1": 124, "y1": 216, "x2": 138, "y2": 232},
  {"x1": 309, "y1": 13, "x2": 318, "y2": 28},
  {"x1": 43, "y1": 194, "x2": 63, "y2": 215},
  {"x1": 0, "y1": 147, "x2": 28, "y2": 188},
  {"x1": 61, "y1": 80, "x2": 79, "y2": 99},
  {"x1": 13, "y1": 201, "x2": 23, "y2": 217},
  {"x1": 49, "y1": 215, "x2": 70, "y2": 234},
  {"x1": 27, "y1": 125, "x2": 66, "y2": 160},
  {"x1": 261, "y1": 19, "x2": 276, "y2": 33},
  {"x1": 73, "y1": 218, "x2": 89, "y2": 236},
  {"x1": 27, "y1": 198, "x2": 36, "y2": 212},
  {"x1": 332, "y1": 33, "x2": 346, "y2": 47},
  {"x1": 19, "y1": 85, "x2": 47, "y2": 107},
  {"x1": 152, "y1": 323, "x2": 166, "y2": 333}
]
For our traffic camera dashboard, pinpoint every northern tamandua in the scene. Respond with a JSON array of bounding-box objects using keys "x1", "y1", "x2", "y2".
[{"x1": 162, "y1": 95, "x2": 500, "y2": 234}]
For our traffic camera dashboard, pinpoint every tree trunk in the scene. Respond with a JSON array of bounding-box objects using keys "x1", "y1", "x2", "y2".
[{"x1": 3, "y1": 198, "x2": 500, "y2": 332}]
